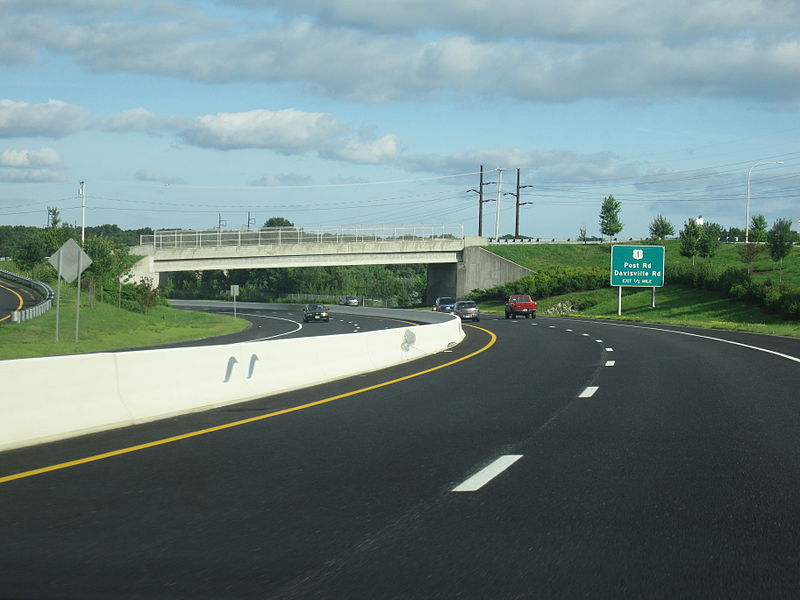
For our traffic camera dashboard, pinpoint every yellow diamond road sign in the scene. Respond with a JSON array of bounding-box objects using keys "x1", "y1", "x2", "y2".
[{"x1": 47, "y1": 238, "x2": 92, "y2": 284}]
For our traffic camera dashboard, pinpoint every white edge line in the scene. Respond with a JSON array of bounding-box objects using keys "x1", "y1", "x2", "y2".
[
  {"x1": 573, "y1": 319, "x2": 800, "y2": 364},
  {"x1": 452, "y1": 455, "x2": 523, "y2": 493},
  {"x1": 234, "y1": 313, "x2": 303, "y2": 341}
]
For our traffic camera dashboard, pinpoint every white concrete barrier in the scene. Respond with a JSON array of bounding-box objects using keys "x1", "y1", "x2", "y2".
[{"x1": 0, "y1": 317, "x2": 464, "y2": 452}]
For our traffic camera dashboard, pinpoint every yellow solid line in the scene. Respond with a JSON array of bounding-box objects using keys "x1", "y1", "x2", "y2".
[
  {"x1": 0, "y1": 282, "x2": 24, "y2": 322},
  {"x1": 0, "y1": 324, "x2": 497, "y2": 484}
]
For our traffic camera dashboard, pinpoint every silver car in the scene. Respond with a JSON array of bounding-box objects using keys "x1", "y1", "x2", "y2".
[{"x1": 453, "y1": 300, "x2": 480, "y2": 322}]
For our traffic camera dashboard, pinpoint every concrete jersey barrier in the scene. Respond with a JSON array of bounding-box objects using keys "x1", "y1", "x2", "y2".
[{"x1": 0, "y1": 314, "x2": 465, "y2": 452}]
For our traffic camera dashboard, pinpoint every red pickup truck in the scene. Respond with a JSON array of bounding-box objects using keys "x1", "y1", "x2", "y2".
[{"x1": 505, "y1": 294, "x2": 537, "y2": 319}]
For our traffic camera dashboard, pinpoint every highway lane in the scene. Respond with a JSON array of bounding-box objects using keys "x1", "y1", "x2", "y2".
[
  {"x1": 2, "y1": 316, "x2": 800, "y2": 598},
  {"x1": 0, "y1": 276, "x2": 37, "y2": 323},
  {"x1": 157, "y1": 300, "x2": 421, "y2": 348}
]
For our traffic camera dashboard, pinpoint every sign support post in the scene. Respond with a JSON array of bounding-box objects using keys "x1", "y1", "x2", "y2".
[
  {"x1": 47, "y1": 239, "x2": 92, "y2": 343},
  {"x1": 230, "y1": 284, "x2": 239, "y2": 320}
]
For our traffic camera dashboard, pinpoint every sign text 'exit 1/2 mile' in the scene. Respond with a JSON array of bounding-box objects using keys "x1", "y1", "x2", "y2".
[{"x1": 610, "y1": 245, "x2": 665, "y2": 287}]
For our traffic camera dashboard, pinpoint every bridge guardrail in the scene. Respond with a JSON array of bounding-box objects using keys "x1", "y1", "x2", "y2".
[
  {"x1": 139, "y1": 224, "x2": 464, "y2": 249},
  {"x1": 0, "y1": 269, "x2": 54, "y2": 323}
]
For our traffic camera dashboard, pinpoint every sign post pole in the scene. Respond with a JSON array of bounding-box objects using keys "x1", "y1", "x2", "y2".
[
  {"x1": 230, "y1": 284, "x2": 239, "y2": 320},
  {"x1": 47, "y1": 239, "x2": 92, "y2": 343},
  {"x1": 55, "y1": 251, "x2": 62, "y2": 341},
  {"x1": 618, "y1": 286, "x2": 622, "y2": 316},
  {"x1": 75, "y1": 252, "x2": 82, "y2": 342}
]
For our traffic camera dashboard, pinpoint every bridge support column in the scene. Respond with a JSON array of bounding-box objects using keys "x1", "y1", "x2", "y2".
[{"x1": 426, "y1": 247, "x2": 533, "y2": 304}]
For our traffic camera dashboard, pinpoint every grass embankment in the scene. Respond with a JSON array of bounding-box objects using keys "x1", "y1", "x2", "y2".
[
  {"x1": 490, "y1": 239, "x2": 800, "y2": 285},
  {"x1": 484, "y1": 241, "x2": 800, "y2": 337},
  {"x1": 0, "y1": 284, "x2": 247, "y2": 360}
]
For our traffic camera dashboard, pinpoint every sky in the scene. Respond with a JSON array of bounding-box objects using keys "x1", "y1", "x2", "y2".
[{"x1": 1, "y1": 0, "x2": 799, "y2": 240}]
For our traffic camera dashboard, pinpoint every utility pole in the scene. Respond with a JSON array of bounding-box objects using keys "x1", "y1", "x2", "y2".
[
  {"x1": 504, "y1": 169, "x2": 533, "y2": 239},
  {"x1": 217, "y1": 213, "x2": 227, "y2": 245},
  {"x1": 79, "y1": 180, "x2": 86, "y2": 243},
  {"x1": 246, "y1": 212, "x2": 255, "y2": 231},
  {"x1": 466, "y1": 165, "x2": 496, "y2": 236}
]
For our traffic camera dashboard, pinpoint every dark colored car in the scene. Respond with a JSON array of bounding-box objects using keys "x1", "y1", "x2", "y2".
[
  {"x1": 453, "y1": 300, "x2": 480, "y2": 321},
  {"x1": 432, "y1": 296, "x2": 456, "y2": 312},
  {"x1": 302, "y1": 303, "x2": 330, "y2": 322}
]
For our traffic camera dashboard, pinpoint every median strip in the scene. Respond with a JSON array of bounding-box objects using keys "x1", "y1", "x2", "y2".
[{"x1": 1, "y1": 324, "x2": 497, "y2": 485}]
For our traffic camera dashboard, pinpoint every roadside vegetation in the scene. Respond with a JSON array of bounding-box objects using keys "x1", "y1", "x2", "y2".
[
  {"x1": 478, "y1": 238, "x2": 800, "y2": 337},
  {"x1": 0, "y1": 280, "x2": 247, "y2": 360},
  {"x1": 3, "y1": 211, "x2": 800, "y2": 359}
]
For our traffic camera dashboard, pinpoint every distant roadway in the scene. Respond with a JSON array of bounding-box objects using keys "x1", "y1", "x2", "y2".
[
  {"x1": 0, "y1": 276, "x2": 39, "y2": 323},
  {"x1": 2, "y1": 312, "x2": 800, "y2": 598}
]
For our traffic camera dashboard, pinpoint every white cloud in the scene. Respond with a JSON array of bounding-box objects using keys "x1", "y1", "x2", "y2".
[
  {"x1": 0, "y1": 99, "x2": 90, "y2": 138},
  {"x1": 4, "y1": 2, "x2": 800, "y2": 103},
  {"x1": 0, "y1": 146, "x2": 64, "y2": 182},
  {"x1": 238, "y1": 0, "x2": 800, "y2": 41},
  {"x1": 179, "y1": 108, "x2": 348, "y2": 151},
  {"x1": 323, "y1": 134, "x2": 400, "y2": 164},
  {"x1": 402, "y1": 148, "x2": 642, "y2": 182},
  {"x1": 0, "y1": 147, "x2": 61, "y2": 168}
]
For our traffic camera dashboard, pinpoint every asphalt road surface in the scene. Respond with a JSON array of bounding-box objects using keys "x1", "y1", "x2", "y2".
[
  {"x1": 0, "y1": 276, "x2": 39, "y2": 323},
  {"x1": 2, "y1": 315, "x2": 800, "y2": 598},
  {"x1": 158, "y1": 300, "x2": 422, "y2": 348}
]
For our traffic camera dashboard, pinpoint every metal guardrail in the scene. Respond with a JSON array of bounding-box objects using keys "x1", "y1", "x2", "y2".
[
  {"x1": 139, "y1": 224, "x2": 464, "y2": 249},
  {"x1": 0, "y1": 269, "x2": 54, "y2": 323}
]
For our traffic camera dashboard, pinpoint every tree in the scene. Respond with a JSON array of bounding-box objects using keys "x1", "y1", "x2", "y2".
[
  {"x1": 263, "y1": 217, "x2": 294, "y2": 228},
  {"x1": 678, "y1": 219, "x2": 702, "y2": 265},
  {"x1": 766, "y1": 218, "x2": 794, "y2": 281},
  {"x1": 47, "y1": 206, "x2": 61, "y2": 228},
  {"x1": 578, "y1": 227, "x2": 588, "y2": 244},
  {"x1": 84, "y1": 236, "x2": 131, "y2": 300},
  {"x1": 698, "y1": 222, "x2": 724, "y2": 261},
  {"x1": 599, "y1": 195, "x2": 623, "y2": 241},
  {"x1": 648, "y1": 214, "x2": 674, "y2": 241},
  {"x1": 736, "y1": 243, "x2": 765, "y2": 274},
  {"x1": 750, "y1": 215, "x2": 768, "y2": 243},
  {"x1": 11, "y1": 232, "x2": 46, "y2": 271}
]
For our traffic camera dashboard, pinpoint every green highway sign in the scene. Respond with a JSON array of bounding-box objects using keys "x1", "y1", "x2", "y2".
[{"x1": 610, "y1": 245, "x2": 665, "y2": 287}]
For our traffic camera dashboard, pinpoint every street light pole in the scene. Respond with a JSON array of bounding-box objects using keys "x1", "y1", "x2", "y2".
[{"x1": 745, "y1": 160, "x2": 783, "y2": 243}]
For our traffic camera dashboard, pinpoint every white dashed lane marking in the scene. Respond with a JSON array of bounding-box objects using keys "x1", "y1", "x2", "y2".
[{"x1": 452, "y1": 455, "x2": 524, "y2": 493}]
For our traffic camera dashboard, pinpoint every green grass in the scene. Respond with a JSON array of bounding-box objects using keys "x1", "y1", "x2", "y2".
[
  {"x1": 480, "y1": 242, "x2": 800, "y2": 337},
  {"x1": 479, "y1": 286, "x2": 800, "y2": 337},
  {"x1": 488, "y1": 239, "x2": 800, "y2": 287},
  {"x1": 0, "y1": 287, "x2": 248, "y2": 360}
]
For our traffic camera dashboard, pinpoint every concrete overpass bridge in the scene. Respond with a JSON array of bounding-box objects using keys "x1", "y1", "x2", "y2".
[{"x1": 130, "y1": 224, "x2": 531, "y2": 303}]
